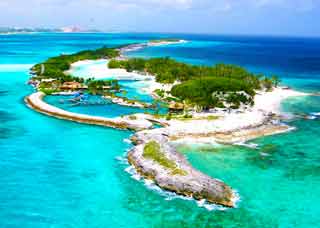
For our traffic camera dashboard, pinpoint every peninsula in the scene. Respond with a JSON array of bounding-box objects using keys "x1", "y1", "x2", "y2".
[{"x1": 25, "y1": 40, "x2": 308, "y2": 208}]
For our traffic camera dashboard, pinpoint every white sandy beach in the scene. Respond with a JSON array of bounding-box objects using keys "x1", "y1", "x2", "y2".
[
  {"x1": 67, "y1": 59, "x2": 176, "y2": 96},
  {"x1": 252, "y1": 87, "x2": 307, "y2": 114},
  {"x1": 165, "y1": 87, "x2": 308, "y2": 142},
  {"x1": 63, "y1": 58, "x2": 310, "y2": 144},
  {"x1": 66, "y1": 59, "x2": 153, "y2": 81},
  {"x1": 66, "y1": 39, "x2": 188, "y2": 81},
  {"x1": 67, "y1": 58, "x2": 307, "y2": 115}
]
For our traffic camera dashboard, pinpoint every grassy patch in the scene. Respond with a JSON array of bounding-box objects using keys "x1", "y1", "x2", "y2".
[
  {"x1": 154, "y1": 89, "x2": 165, "y2": 97},
  {"x1": 175, "y1": 114, "x2": 220, "y2": 121},
  {"x1": 143, "y1": 141, "x2": 187, "y2": 176},
  {"x1": 200, "y1": 115, "x2": 219, "y2": 120},
  {"x1": 39, "y1": 88, "x2": 60, "y2": 95}
]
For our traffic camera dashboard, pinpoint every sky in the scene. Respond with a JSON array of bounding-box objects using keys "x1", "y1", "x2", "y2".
[{"x1": 0, "y1": 0, "x2": 320, "y2": 37}]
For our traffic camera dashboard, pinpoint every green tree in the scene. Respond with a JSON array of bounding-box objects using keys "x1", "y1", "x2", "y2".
[{"x1": 271, "y1": 75, "x2": 281, "y2": 87}]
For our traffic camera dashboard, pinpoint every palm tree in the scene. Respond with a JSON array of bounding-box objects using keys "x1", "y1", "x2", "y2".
[{"x1": 271, "y1": 75, "x2": 281, "y2": 87}]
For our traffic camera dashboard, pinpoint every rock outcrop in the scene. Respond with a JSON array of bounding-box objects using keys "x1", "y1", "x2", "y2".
[{"x1": 127, "y1": 129, "x2": 235, "y2": 207}]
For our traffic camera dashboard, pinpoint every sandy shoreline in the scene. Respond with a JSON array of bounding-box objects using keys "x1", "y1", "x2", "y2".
[
  {"x1": 24, "y1": 89, "x2": 304, "y2": 208},
  {"x1": 65, "y1": 59, "x2": 153, "y2": 80},
  {"x1": 26, "y1": 86, "x2": 306, "y2": 145},
  {"x1": 66, "y1": 58, "x2": 308, "y2": 144},
  {"x1": 25, "y1": 43, "x2": 312, "y2": 207},
  {"x1": 67, "y1": 58, "x2": 307, "y2": 111},
  {"x1": 66, "y1": 39, "x2": 188, "y2": 81}
]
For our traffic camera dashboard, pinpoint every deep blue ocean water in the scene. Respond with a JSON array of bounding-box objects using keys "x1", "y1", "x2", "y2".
[{"x1": 0, "y1": 33, "x2": 319, "y2": 227}]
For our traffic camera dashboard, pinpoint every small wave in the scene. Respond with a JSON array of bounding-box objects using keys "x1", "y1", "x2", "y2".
[
  {"x1": 123, "y1": 138, "x2": 132, "y2": 144},
  {"x1": 287, "y1": 126, "x2": 297, "y2": 131},
  {"x1": 260, "y1": 152, "x2": 271, "y2": 157},
  {"x1": 280, "y1": 112, "x2": 297, "y2": 121},
  {"x1": 0, "y1": 64, "x2": 33, "y2": 72},
  {"x1": 306, "y1": 115, "x2": 317, "y2": 120},
  {"x1": 115, "y1": 151, "x2": 130, "y2": 165},
  {"x1": 115, "y1": 156, "x2": 128, "y2": 165},
  {"x1": 125, "y1": 166, "x2": 141, "y2": 181},
  {"x1": 125, "y1": 164, "x2": 239, "y2": 211},
  {"x1": 309, "y1": 112, "x2": 320, "y2": 119},
  {"x1": 234, "y1": 142, "x2": 259, "y2": 149}
]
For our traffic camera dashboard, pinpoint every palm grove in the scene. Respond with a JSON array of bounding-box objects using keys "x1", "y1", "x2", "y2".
[
  {"x1": 108, "y1": 58, "x2": 280, "y2": 110},
  {"x1": 29, "y1": 44, "x2": 280, "y2": 110},
  {"x1": 30, "y1": 47, "x2": 121, "y2": 95}
]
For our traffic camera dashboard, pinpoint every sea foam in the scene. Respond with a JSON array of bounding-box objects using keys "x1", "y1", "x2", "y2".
[{"x1": 124, "y1": 163, "x2": 240, "y2": 211}]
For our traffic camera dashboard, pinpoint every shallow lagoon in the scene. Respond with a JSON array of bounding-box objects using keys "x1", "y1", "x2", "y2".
[{"x1": 44, "y1": 95, "x2": 151, "y2": 118}]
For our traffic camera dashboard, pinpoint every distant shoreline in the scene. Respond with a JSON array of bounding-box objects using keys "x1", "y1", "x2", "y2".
[{"x1": 119, "y1": 39, "x2": 187, "y2": 55}]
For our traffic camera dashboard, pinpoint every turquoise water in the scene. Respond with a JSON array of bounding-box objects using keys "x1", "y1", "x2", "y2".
[
  {"x1": 44, "y1": 95, "x2": 152, "y2": 118},
  {"x1": 117, "y1": 80, "x2": 154, "y2": 103},
  {"x1": 0, "y1": 33, "x2": 319, "y2": 227}
]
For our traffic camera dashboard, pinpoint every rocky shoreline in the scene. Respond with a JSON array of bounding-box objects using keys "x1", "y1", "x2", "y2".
[
  {"x1": 128, "y1": 130, "x2": 236, "y2": 207},
  {"x1": 25, "y1": 87, "x2": 304, "y2": 207},
  {"x1": 25, "y1": 89, "x2": 304, "y2": 208},
  {"x1": 25, "y1": 41, "x2": 310, "y2": 208},
  {"x1": 24, "y1": 91, "x2": 239, "y2": 207},
  {"x1": 125, "y1": 115, "x2": 294, "y2": 207}
]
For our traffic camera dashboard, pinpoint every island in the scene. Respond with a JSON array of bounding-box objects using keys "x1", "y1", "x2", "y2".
[
  {"x1": 118, "y1": 38, "x2": 187, "y2": 55},
  {"x1": 148, "y1": 38, "x2": 187, "y2": 46},
  {"x1": 25, "y1": 40, "x2": 308, "y2": 208}
]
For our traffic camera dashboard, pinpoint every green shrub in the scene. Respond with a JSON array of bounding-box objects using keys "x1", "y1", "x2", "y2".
[
  {"x1": 40, "y1": 88, "x2": 59, "y2": 95},
  {"x1": 205, "y1": 115, "x2": 219, "y2": 120},
  {"x1": 128, "y1": 115, "x2": 137, "y2": 120},
  {"x1": 143, "y1": 141, "x2": 187, "y2": 176},
  {"x1": 166, "y1": 113, "x2": 172, "y2": 121},
  {"x1": 183, "y1": 113, "x2": 193, "y2": 119},
  {"x1": 154, "y1": 89, "x2": 165, "y2": 97}
]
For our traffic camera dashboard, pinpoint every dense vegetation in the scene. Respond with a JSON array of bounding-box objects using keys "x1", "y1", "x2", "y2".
[
  {"x1": 109, "y1": 58, "x2": 261, "y2": 86},
  {"x1": 86, "y1": 78, "x2": 120, "y2": 95},
  {"x1": 171, "y1": 77, "x2": 255, "y2": 109},
  {"x1": 31, "y1": 44, "x2": 280, "y2": 110},
  {"x1": 31, "y1": 47, "x2": 120, "y2": 95},
  {"x1": 108, "y1": 57, "x2": 280, "y2": 109},
  {"x1": 32, "y1": 47, "x2": 119, "y2": 83}
]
